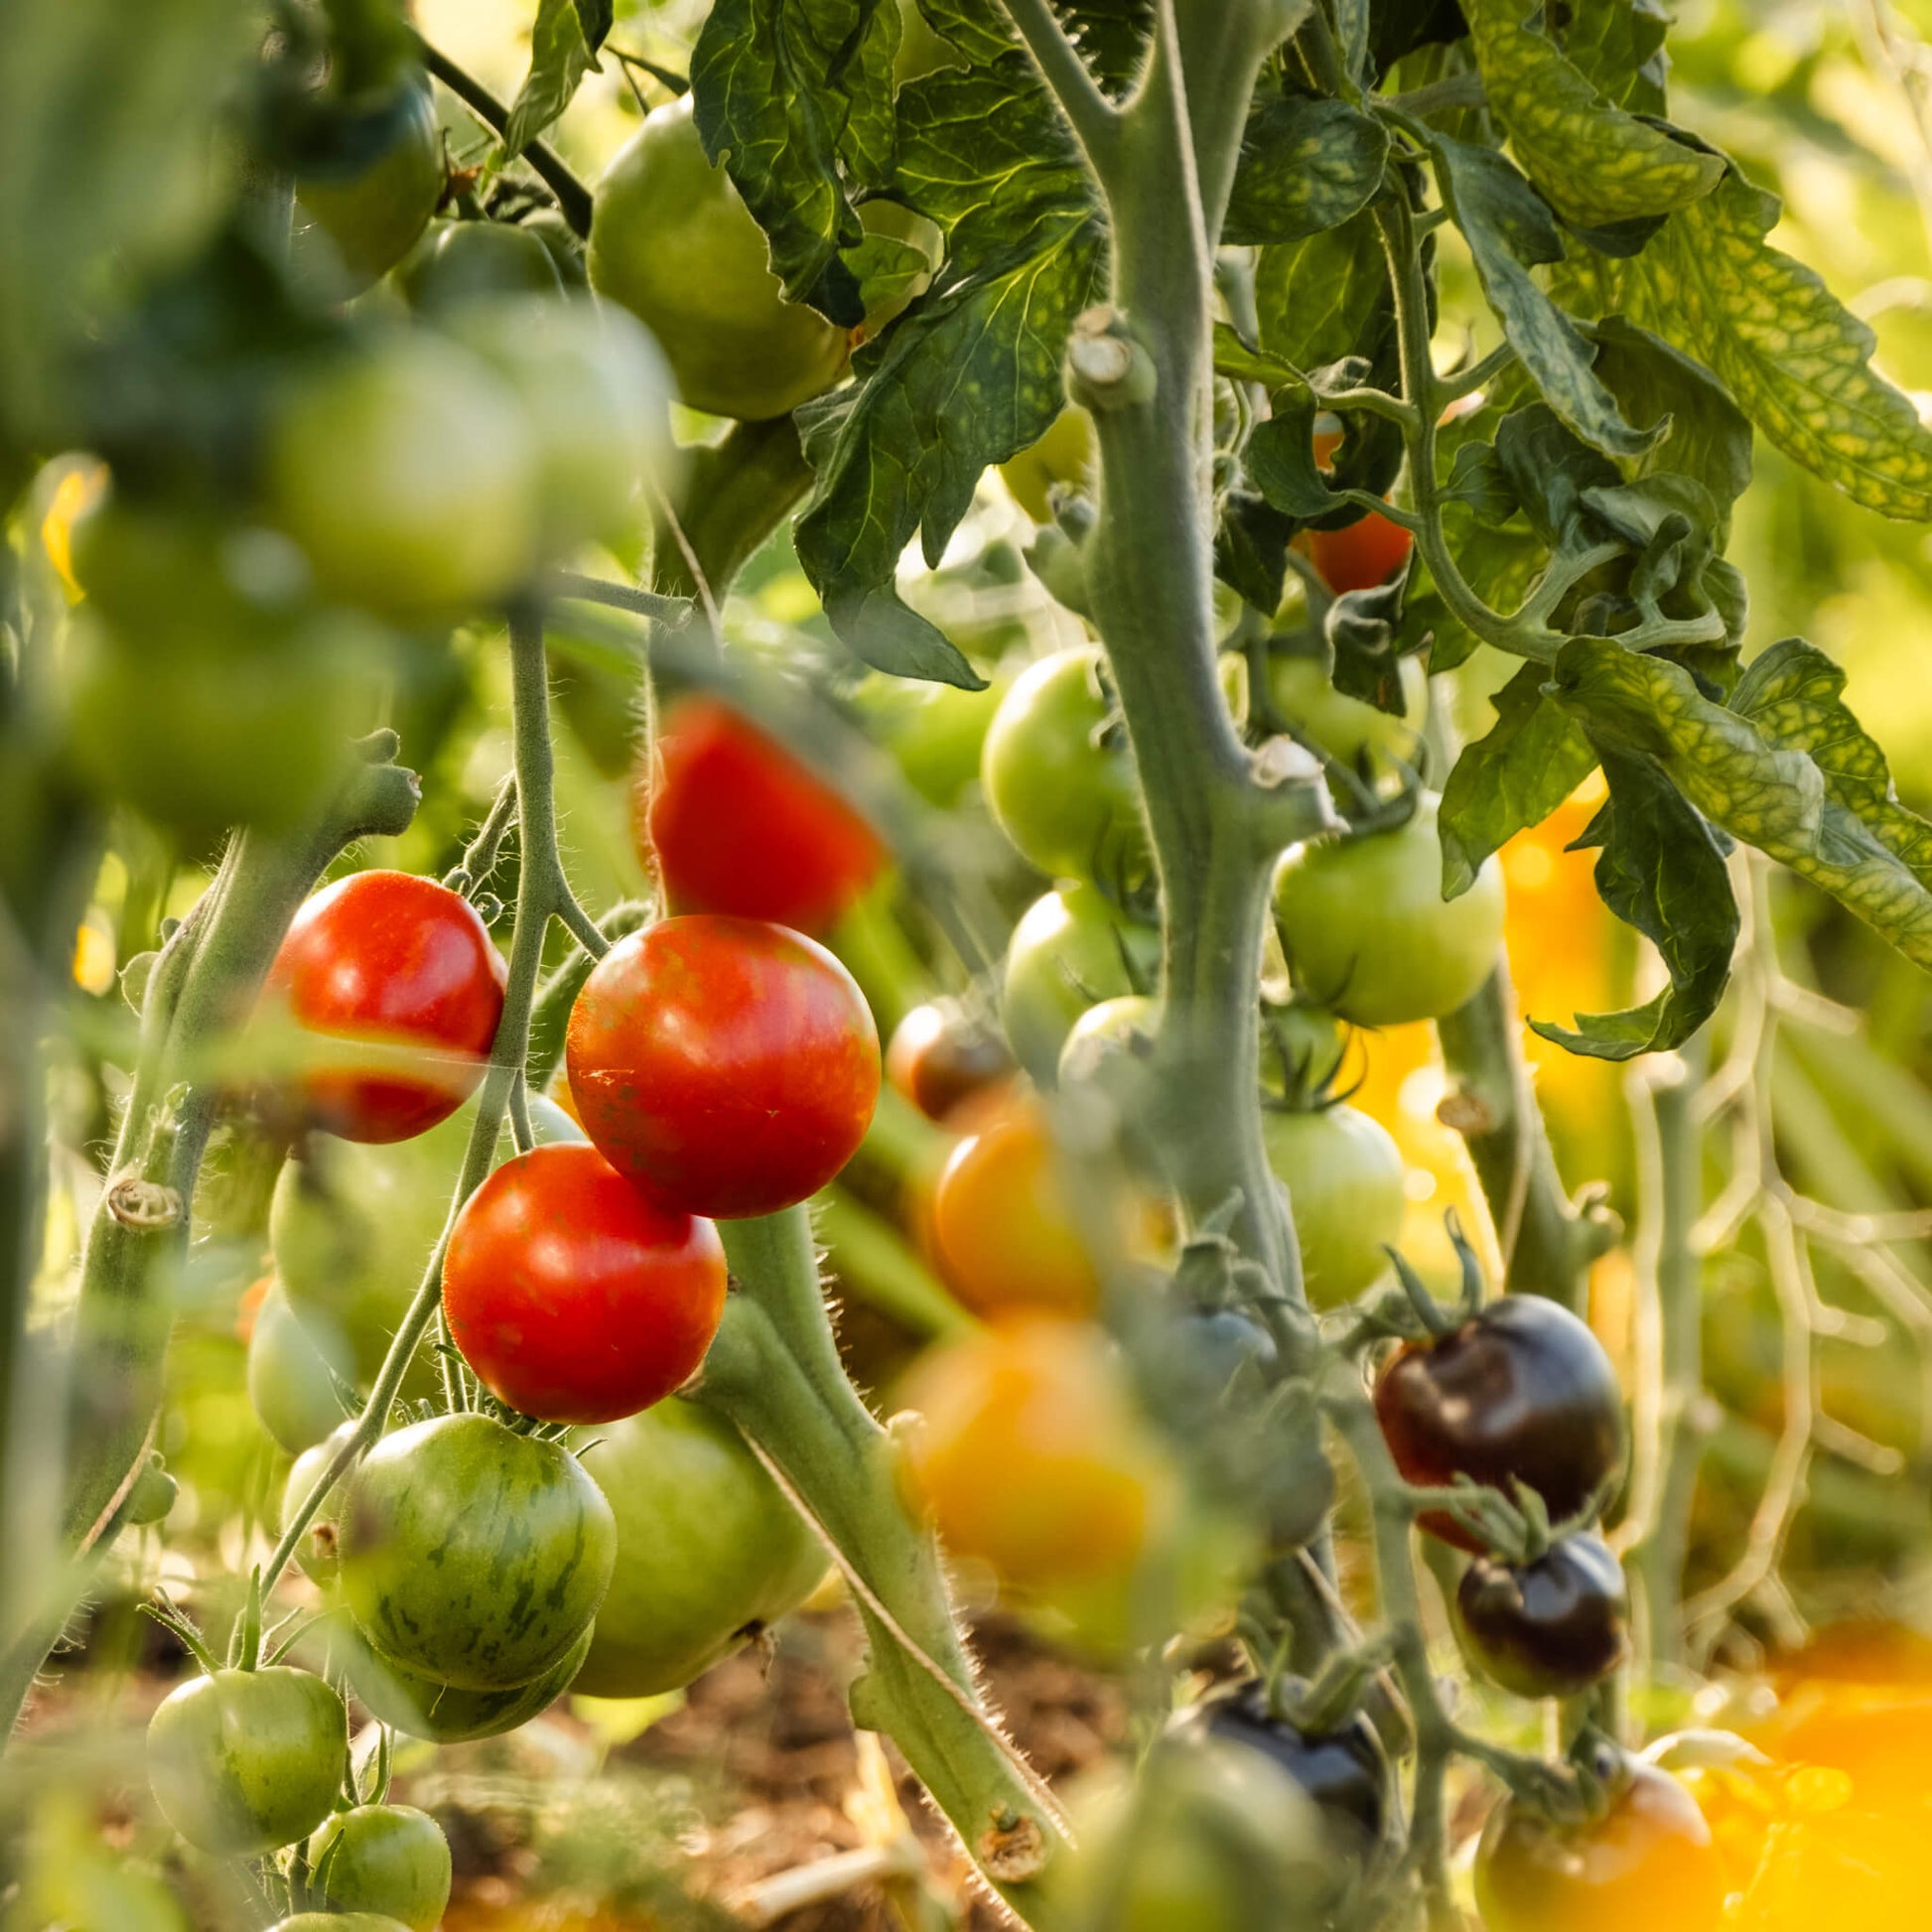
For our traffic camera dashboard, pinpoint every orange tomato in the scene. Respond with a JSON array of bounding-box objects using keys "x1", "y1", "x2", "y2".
[{"x1": 1303, "y1": 511, "x2": 1414, "y2": 595}]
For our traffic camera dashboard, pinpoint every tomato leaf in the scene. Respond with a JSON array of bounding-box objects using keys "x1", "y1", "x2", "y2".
[
  {"x1": 1493, "y1": 404, "x2": 1621, "y2": 547},
  {"x1": 1549, "y1": 635, "x2": 1932, "y2": 972},
  {"x1": 1528, "y1": 744, "x2": 1737, "y2": 1060},
  {"x1": 1462, "y1": 0, "x2": 1724, "y2": 231},
  {"x1": 1226, "y1": 97, "x2": 1390, "y2": 247},
  {"x1": 1441, "y1": 440, "x2": 1519, "y2": 524},
  {"x1": 1608, "y1": 166, "x2": 1932, "y2": 521},
  {"x1": 1558, "y1": 0, "x2": 1669, "y2": 112},
  {"x1": 1215, "y1": 489, "x2": 1295, "y2": 616},
  {"x1": 1255, "y1": 208, "x2": 1394, "y2": 374},
  {"x1": 1325, "y1": 574, "x2": 1410, "y2": 711},
  {"x1": 1441, "y1": 661, "x2": 1597, "y2": 898},
  {"x1": 690, "y1": 0, "x2": 900, "y2": 328},
  {"x1": 500, "y1": 0, "x2": 608, "y2": 164},
  {"x1": 792, "y1": 65, "x2": 1103, "y2": 685},
  {"x1": 1427, "y1": 133, "x2": 1664, "y2": 460}
]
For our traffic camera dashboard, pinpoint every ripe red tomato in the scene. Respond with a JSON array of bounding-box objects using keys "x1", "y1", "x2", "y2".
[
  {"x1": 268, "y1": 871, "x2": 507, "y2": 1144},
  {"x1": 1303, "y1": 509, "x2": 1413, "y2": 595},
  {"x1": 566, "y1": 915, "x2": 881, "y2": 1218},
  {"x1": 1373, "y1": 1295, "x2": 1626, "y2": 1551},
  {"x1": 443, "y1": 1143, "x2": 727, "y2": 1424},
  {"x1": 638, "y1": 696, "x2": 887, "y2": 935}
]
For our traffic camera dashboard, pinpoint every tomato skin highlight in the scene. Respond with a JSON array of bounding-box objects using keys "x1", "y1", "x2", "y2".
[
  {"x1": 566, "y1": 915, "x2": 881, "y2": 1219},
  {"x1": 639, "y1": 696, "x2": 887, "y2": 935},
  {"x1": 1374, "y1": 1295, "x2": 1626, "y2": 1552},
  {"x1": 1475, "y1": 1763, "x2": 1726, "y2": 1932},
  {"x1": 145, "y1": 1666, "x2": 347, "y2": 1857},
  {"x1": 269, "y1": 871, "x2": 506, "y2": 1145},
  {"x1": 1454, "y1": 1530, "x2": 1629, "y2": 1700},
  {"x1": 1303, "y1": 507, "x2": 1414, "y2": 594},
  {"x1": 443, "y1": 1143, "x2": 726, "y2": 1424}
]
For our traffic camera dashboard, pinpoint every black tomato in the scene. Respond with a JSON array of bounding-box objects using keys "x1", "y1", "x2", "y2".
[
  {"x1": 1455, "y1": 1530, "x2": 1629, "y2": 1700},
  {"x1": 1179, "y1": 1681, "x2": 1391, "y2": 1859},
  {"x1": 1373, "y1": 1295, "x2": 1626, "y2": 1551}
]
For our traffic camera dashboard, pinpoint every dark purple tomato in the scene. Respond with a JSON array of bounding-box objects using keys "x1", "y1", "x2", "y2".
[{"x1": 1455, "y1": 1530, "x2": 1630, "y2": 1700}]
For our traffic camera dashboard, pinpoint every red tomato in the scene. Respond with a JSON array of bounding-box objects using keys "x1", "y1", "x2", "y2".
[
  {"x1": 443, "y1": 1144, "x2": 726, "y2": 1423},
  {"x1": 1303, "y1": 509, "x2": 1413, "y2": 595},
  {"x1": 565, "y1": 915, "x2": 881, "y2": 1218},
  {"x1": 637, "y1": 696, "x2": 887, "y2": 935},
  {"x1": 269, "y1": 871, "x2": 506, "y2": 1144}
]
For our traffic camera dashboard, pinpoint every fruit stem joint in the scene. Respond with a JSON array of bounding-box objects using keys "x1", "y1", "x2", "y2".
[{"x1": 1064, "y1": 308, "x2": 1158, "y2": 412}]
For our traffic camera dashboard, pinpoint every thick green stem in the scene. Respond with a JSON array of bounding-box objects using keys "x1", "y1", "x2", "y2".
[
  {"x1": 1435, "y1": 964, "x2": 1618, "y2": 1311},
  {"x1": 698, "y1": 1209, "x2": 1067, "y2": 1918}
]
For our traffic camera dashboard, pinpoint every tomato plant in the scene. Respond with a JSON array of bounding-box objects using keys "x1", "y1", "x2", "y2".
[
  {"x1": 638, "y1": 695, "x2": 887, "y2": 934},
  {"x1": 268, "y1": 870, "x2": 506, "y2": 1144},
  {"x1": 572, "y1": 1398, "x2": 828, "y2": 1697},
  {"x1": 339, "y1": 1412, "x2": 616, "y2": 1690},
  {"x1": 566, "y1": 914, "x2": 880, "y2": 1217},
  {"x1": 1273, "y1": 795, "x2": 1507, "y2": 1026},
  {"x1": 310, "y1": 1804, "x2": 453, "y2": 1932},
  {"x1": 145, "y1": 1668, "x2": 346, "y2": 1857},
  {"x1": 1374, "y1": 1296, "x2": 1627, "y2": 1552},
  {"x1": 443, "y1": 1142, "x2": 727, "y2": 1423}
]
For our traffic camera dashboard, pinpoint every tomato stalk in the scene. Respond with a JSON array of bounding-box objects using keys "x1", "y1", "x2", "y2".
[
  {"x1": 697, "y1": 1205, "x2": 1069, "y2": 1918},
  {"x1": 260, "y1": 604, "x2": 603, "y2": 1604}
]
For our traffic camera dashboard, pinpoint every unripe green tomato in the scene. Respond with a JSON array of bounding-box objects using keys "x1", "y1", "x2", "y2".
[
  {"x1": 1057, "y1": 993, "x2": 1158, "y2": 1088},
  {"x1": 399, "y1": 219, "x2": 564, "y2": 314},
  {"x1": 1261, "y1": 1105, "x2": 1406, "y2": 1308},
  {"x1": 572, "y1": 1400, "x2": 827, "y2": 1698},
  {"x1": 146, "y1": 1667, "x2": 346, "y2": 1857},
  {"x1": 443, "y1": 293, "x2": 676, "y2": 552},
  {"x1": 311, "y1": 1805, "x2": 452, "y2": 1932},
  {"x1": 1272, "y1": 794, "x2": 1505, "y2": 1026},
  {"x1": 981, "y1": 647, "x2": 1152, "y2": 891},
  {"x1": 271, "y1": 1917, "x2": 413, "y2": 1932},
  {"x1": 266, "y1": 332, "x2": 539, "y2": 620},
  {"x1": 340, "y1": 1412, "x2": 616, "y2": 1691},
  {"x1": 999, "y1": 407, "x2": 1095, "y2": 522},
  {"x1": 1023, "y1": 523, "x2": 1093, "y2": 620},
  {"x1": 1268, "y1": 650, "x2": 1426, "y2": 768},
  {"x1": 64, "y1": 605, "x2": 378, "y2": 843},
  {"x1": 850, "y1": 665, "x2": 1011, "y2": 807},
  {"x1": 269, "y1": 1110, "x2": 477, "y2": 1388},
  {"x1": 1003, "y1": 884, "x2": 1160, "y2": 1084},
  {"x1": 248, "y1": 1282, "x2": 355, "y2": 1454},
  {"x1": 1044, "y1": 1730, "x2": 1332, "y2": 1932},
  {"x1": 340, "y1": 1618, "x2": 593, "y2": 1742},
  {"x1": 292, "y1": 81, "x2": 444, "y2": 299},
  {"x1": 281, "y1": 1424, "x2": 352, "y2": 1585},
  {"x1": 125, "y1": 1456, "x2": 178, "y2": 1527},
  {"x1": 589, "y1": 93, "x2": 849, "y2": 420}
]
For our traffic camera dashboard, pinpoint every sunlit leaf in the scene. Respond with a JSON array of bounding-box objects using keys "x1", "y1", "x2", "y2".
[
  {"x1": 1226, "y1": 97, "x2": 1389, "y2": 247},
  {"x1": 500, "y1": 0, "x2": 608, "y2": 163}
]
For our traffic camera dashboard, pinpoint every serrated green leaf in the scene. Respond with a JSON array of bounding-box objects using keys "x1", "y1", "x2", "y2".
[
  {"x1": 1215, "y1": 488, "x2": 1294, "y2": 614},
  {"x1": 501, "y1": 0, "x2": 606, "y2": 163},
  {"x1": 1493, "y1": 403, "x2": 1621, "y2": 546},
  {"x1": 1586, "y1": 316, "x2": 1753, "y2": 528},
  {"x1": 1326, "y1": 575, "x2": 1410, "y2": 710},
  {"x1": 1560, "y1": 0, "x2": 1669, "y2": 113},
  {"x1": 1212, "y1": 323, "x2": 1299, "y2": 391},
  {"x1": 792, "y1": 66, "x2": 1104, "y2": 684},
  {"x1": 1442, "y1": 439, "x2": 1519, "y2": 522},
  {"x1": 1548, "y1": 635, "x2": 1932, "y2": 970},
  {"x1": 1244, "y1": 387, "x2": 1336, "y2": 519},
  {"x1": 1463, "y1": 0, "x2": 1724, "y2": 230},
  {"x1": 1617, "y1": 168, "x2": 1932, "y2": 521},
  {"x1": 1255, "y1": 208, "x2": 1393, "y2": 373},
  {"x1": 1226, "y1": 97, "x2": 1390, "y2": 248},
  {"x1": 1441, "y1": 660, "x2": 1597, "y2": 897},
  {"x1": 690, "y1": 0, "x2": 899, "y2": 327},
  {"x1": 910, "y1": 0, "x2": 1014, "y2": 66},
  {"x1": 1529, "y1": 744, "x2": 1737, "y2": 1060},
  {"x1": 1428, "y1": 133, "x2": 1663, "y2": 460}
]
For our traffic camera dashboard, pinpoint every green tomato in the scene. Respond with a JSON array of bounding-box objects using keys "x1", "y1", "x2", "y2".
[
  {"x1": 981, "y1": 647, "x2": 1151, "y2": 892},
  {"x1": 443, "y1": 293, "x2": 675, "y2": 551},
  {"x1": 125, "y1": 1455, "x2": 178, "y2": 1527},
  {"x1": 340, "y1": 1412, "x2": 616, "y2": 1691},
  {"x1": 146, "y1": 1667, "x2": 346, "y2": 1857},
  {"x1": 999, "y1": 407, "x2": 1095, "y2": 523},
  {"x1": 399, "y1": 219, "x2": 564, "y2": 314},
  {"x1": 281, "y1": 1424, "x2": 352, "y2": 1585},
  {"x1": 850, "y1": 665, "x2": 1011, "y2": 807},
  {"x1": 1268, "y1": 649, "x2": 1427, "y2": 769},
  {"x1": 589, "y1": 93, "x2": 848, "y2": 421},
  {"x1": 896, "y1": 0, "x2": 960, "y2": 81},
  {"x1": 311, "y1": 1805, "x2": 452, "y2": 1932},
  {"x1": 271, "y1": 1918, "x2": 412, "y2": 1932},
  {"x1": 269, "y1": 1110, "x2": 477, "y2": 1388},
  {"x1": 1272, "y1": 794, "x2": 1505, "y2": 1026},
  {"x1": 1262, "y1": 1105, "x2": 1406, "y2": 1309},
  {"x1": 339, "y1": 1617, "x2": 593, "y2": 1742},
  {"x1": 248, "y1": 1282, "x2": 354, "y2": 1454},
  {"x1": 852, "y1": 198, "x2": 943, "y2": 338},
  {"x1": 1057, "y1": 993, "x2": 1159, "y2": 1088},
  {"x1": 572, "y1": 1399, "x2": 827, "y2": 1699},
  {"x1": 1003, "y1": 884, "x2": 1160, "y2": 1084},
  {"x1": 293, "y1": 81, "x2": 444, "y2": 299},
  {"x1": 266, "y1": 332, "x2": 539, "y2": 620}
]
